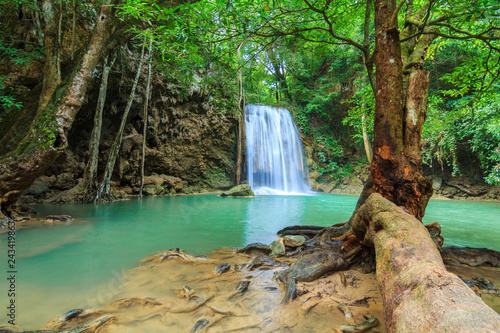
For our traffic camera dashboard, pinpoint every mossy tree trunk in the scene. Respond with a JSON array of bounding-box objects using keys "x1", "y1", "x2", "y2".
[
  {"x1": 352, "y1": 194, "x2": 500, "y2": 332},
  {"x1": 363, "y1": 0, "x2": 432, "y2": 220},
  {"x1": 38, "y1": 0, "x2": 62, "y2": 114},
  {"x1": 0, "y1": 0, "x2": 117, "y2": 215}
]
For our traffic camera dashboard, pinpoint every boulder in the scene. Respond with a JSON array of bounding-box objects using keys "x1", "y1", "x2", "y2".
[
  {"x1": 220, "y1": 184, "x2": 255, "y2": 197},
  {"x1": 269, "y1": 239, "x2": 286, "y2": 257},
  {"x1": 54, "y1": 172, "x2": 75, "y2": 190},
  {"x1": 25, "y1": 180, "x2": 49, "y2": 195},
  {"x1": 143, "y1": 184, "x2": 164, "y2": 196},
  {"x1": 282, "y1": 235, "x2": 306, "y2": 247},
  {"x1": 432, "y1": 176, "x2": 442, "y2": 190},
  {"x1": 143, "y1": 174, "x2": 184, "y2": 192},
  {"x1": 143, "y1": 174, "x2": 165, "y2": 186}
]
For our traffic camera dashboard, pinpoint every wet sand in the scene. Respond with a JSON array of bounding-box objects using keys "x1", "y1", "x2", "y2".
[{"x1": 37, "y1": 247, "x2": 386, "y2": 332}]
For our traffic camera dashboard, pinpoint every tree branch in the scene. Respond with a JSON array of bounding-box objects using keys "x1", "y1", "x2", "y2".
[{"x1": 390, "y1": 0, "x2": 406, "y2": 28}]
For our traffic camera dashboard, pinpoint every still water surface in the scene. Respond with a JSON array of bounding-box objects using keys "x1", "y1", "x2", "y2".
[{"x1": 0, "y1": 194, "x2": 499, "y2": 329}]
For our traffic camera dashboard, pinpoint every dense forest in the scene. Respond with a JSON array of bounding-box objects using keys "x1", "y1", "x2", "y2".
[
  {"x1": 1, "y1": 0, "x2": 499, "y2": 210},
  {"x1": 1, "y1": 0, "x2": 500, "y2": 332}
]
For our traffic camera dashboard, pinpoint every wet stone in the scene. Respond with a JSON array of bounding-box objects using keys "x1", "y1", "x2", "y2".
[
  {"x1": 269, "y1": 239, "x2": 285, "y2": 257},
  {"x1": 236, "y1": 280, "x2": 251, "y2": 293},
  {"x1": 214, "y1": 263, "x2": 231, "y2": 274},
  {"x1": 189, "y1": 319, "x2": 210, "y2": 333},
  {"x1": 237, "y1": 242, "x2": 272, "y2": 254},
  {"x1": 61, "y1": 309, "x2": 84, "y2": 321},
  {"x1": 282, "y1": 235, "x2": 306, "y2": 247}
]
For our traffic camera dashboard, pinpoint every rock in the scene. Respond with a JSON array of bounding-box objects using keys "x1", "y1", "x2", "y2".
[
  {"x1": 214, "y1": 263, "x2": 231, "y2": 274},
  {"x1": 324, "y1": 181, "x2": 337, "y2": 193},
  {"x1": 61, "y1": 309, "x2": 84, "y2": 321},
  {"x1": 282, "y1": 235, "x2": 306, "y2": 247},
  {"x1": 432, "y1": 176, "x2": 442, "y2": 190},
  {"x1": 25, "y1": 179, "x2": 49, "y2": 195},
  {"x1": 220, "y1": 184, "x2": 255, "y2": 197},
  {"x1": 46, "y1": 215, "x2": 72, "y2": 222},
  {"x1": 244, "y1": 255, "x2": 288, "y2": 270},
  {"x1": 309, "y1": 170, "x2": 321, "y2": 180},
  {"x1": 143, "y1": 184, "x2": 164, "y2": 196},
  {"x1": 236, "y1": 280, "x2": 251, "y2": 293},
  {"x1": 164, "y1": 175, "x2": 184, "y2": 192},
  {"x1": 269, "y1": 238, "x2": 286, "y2": 257},
  {"x1": 0, "y1": 325, "x2": 22, "y2": 332},
  {"x1": 237, "y1": 242, "x2": 272, "y2": 255},
  {"x1": 143, "y1": 174, "x2": 165, "y2": 186},
  {"x1": 54, "y1": 172, "x2": 75, "y2": 190},
  {"x1": 441, "y1": 187, "x2": 457, "y2": 198}
]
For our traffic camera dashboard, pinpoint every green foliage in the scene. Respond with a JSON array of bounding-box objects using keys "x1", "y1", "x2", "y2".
[
  {"x1": 423, "y1": 92, "x2": 500, "y2": 183},
  {"x1": 422, "y1": 96, "x2": 461, "y2": 176},
  {"x1": 204, "y1": 166, "x2": 230, "y2": 186},
  {"x1": 0, "y1": 75, "x2": 22, "y2": 113}
]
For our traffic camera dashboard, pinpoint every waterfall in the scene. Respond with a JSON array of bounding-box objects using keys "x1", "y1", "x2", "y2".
[{"x1": 245, "y1": 104, "x2": 310, "y2": 195}]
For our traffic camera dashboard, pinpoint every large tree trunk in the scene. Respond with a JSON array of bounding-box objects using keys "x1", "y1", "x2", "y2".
[
  {"x1": 0, "y1": 1, "x2": 116, "y2": 215},
  {"x1": 352, "y1": 193, "x2": 500, "y2": 332},
  {"x1": 368, "y1": 0, "x2": 432, "y2": 220}
]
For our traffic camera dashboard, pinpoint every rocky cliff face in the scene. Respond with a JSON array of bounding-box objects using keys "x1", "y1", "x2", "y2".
[{"x1": 19, "y1": 57, "x2": 239, "y2": 203}]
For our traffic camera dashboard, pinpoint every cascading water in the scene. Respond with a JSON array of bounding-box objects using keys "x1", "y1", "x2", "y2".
[{"x1": 245, "y1": 104, "x2": 310, "y2": 195}]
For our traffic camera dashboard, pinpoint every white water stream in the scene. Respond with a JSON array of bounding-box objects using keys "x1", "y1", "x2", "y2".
[{"x1": 245, "y1": 104, "x2": 310, "y2": 195}]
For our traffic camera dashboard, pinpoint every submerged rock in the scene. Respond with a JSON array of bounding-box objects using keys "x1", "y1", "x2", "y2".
[
  {"x1": 46, "y1": 215, "x2": 72, "y2": 221},
  {"x1": 220, "y1": 184, "x2": 255, "y2": 197}
]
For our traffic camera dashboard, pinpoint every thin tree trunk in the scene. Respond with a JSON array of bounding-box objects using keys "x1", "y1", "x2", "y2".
[
  {"x1": 81, "y1": 53, "x2": 116, "y2": 202},
  {"x1": 38, "y1": 0, "x2": 61, "y2": 114},
  {"x1": 33, "y1": 2, "x2": 44, "y2": 47},
  {"x1": 235, "y1": 42, "x2": 244, "y2": 185},
  {"x1": 361, "y1": 112, "x2": 373, "y2": 164},
  {"x1": 139, "y1": 37, "x2": 153, "y2": 198},
  {"x1": 70, "y1": 0, "x2": 77, "y2": 60},
  {"x1": 0, "y1": 0, "x2": 116, "y2": 214},
  {"x1": 96, "y1": 44, "x2": 145, "y2": 202}
]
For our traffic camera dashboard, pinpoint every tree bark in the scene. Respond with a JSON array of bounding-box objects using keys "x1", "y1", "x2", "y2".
[
  {"x1": 0, "y1": 1, "x2": 116, "y2": 214},
  {"x1": 361, "y1": 112, "x2": 373, "y2": 164},
  {"x1": 139, "y1": 37, "x2": 153, "y2": 198},
  {"x1": 236, "y1": 42, "x2": 244, "y2": 185},
  {"x1": 80, "y1": 53, "x2": 116, "y2": 202},
  {"x1": 38, "y1": 0, "x2": 61, "y2": 114},
  {"x1": 352, "y1": 193, "x2": 500, "y2": 332},
  {"x1": 70, "y1": 0, "x2": 77, "y2": 60},
  {"x1": 96, "y1": 44, "x2": 145, "y2": 202},
  {"x1": 368, "y1": 0, "x2": 432, "y2": 220}
]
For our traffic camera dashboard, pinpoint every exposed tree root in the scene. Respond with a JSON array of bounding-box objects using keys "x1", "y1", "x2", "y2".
[
  {"x1": 276, "y1": 247, "x2": 364, "y2": 303},
  {"x1": 442, "y1": 246, "x2": 500, "y2": 267},
  {"x1": 351, "y1": 193, "x2": 500, "y2": 332},
  {"x1": 338, "y1": 315, "x2": 378, "y2": 333}
]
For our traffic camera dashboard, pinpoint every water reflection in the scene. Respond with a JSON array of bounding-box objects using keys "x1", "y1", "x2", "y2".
[{"x1": 242, "y1": 196, "x2": 306, "y2": 245}]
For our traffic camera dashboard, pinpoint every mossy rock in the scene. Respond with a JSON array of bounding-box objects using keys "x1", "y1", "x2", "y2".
[
  {"x1": 220, "y1": 184, "x2": 255, "y2": 197},
  {"x1": 143, "y1": 184, "x2": 164, "y2": 196}
]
